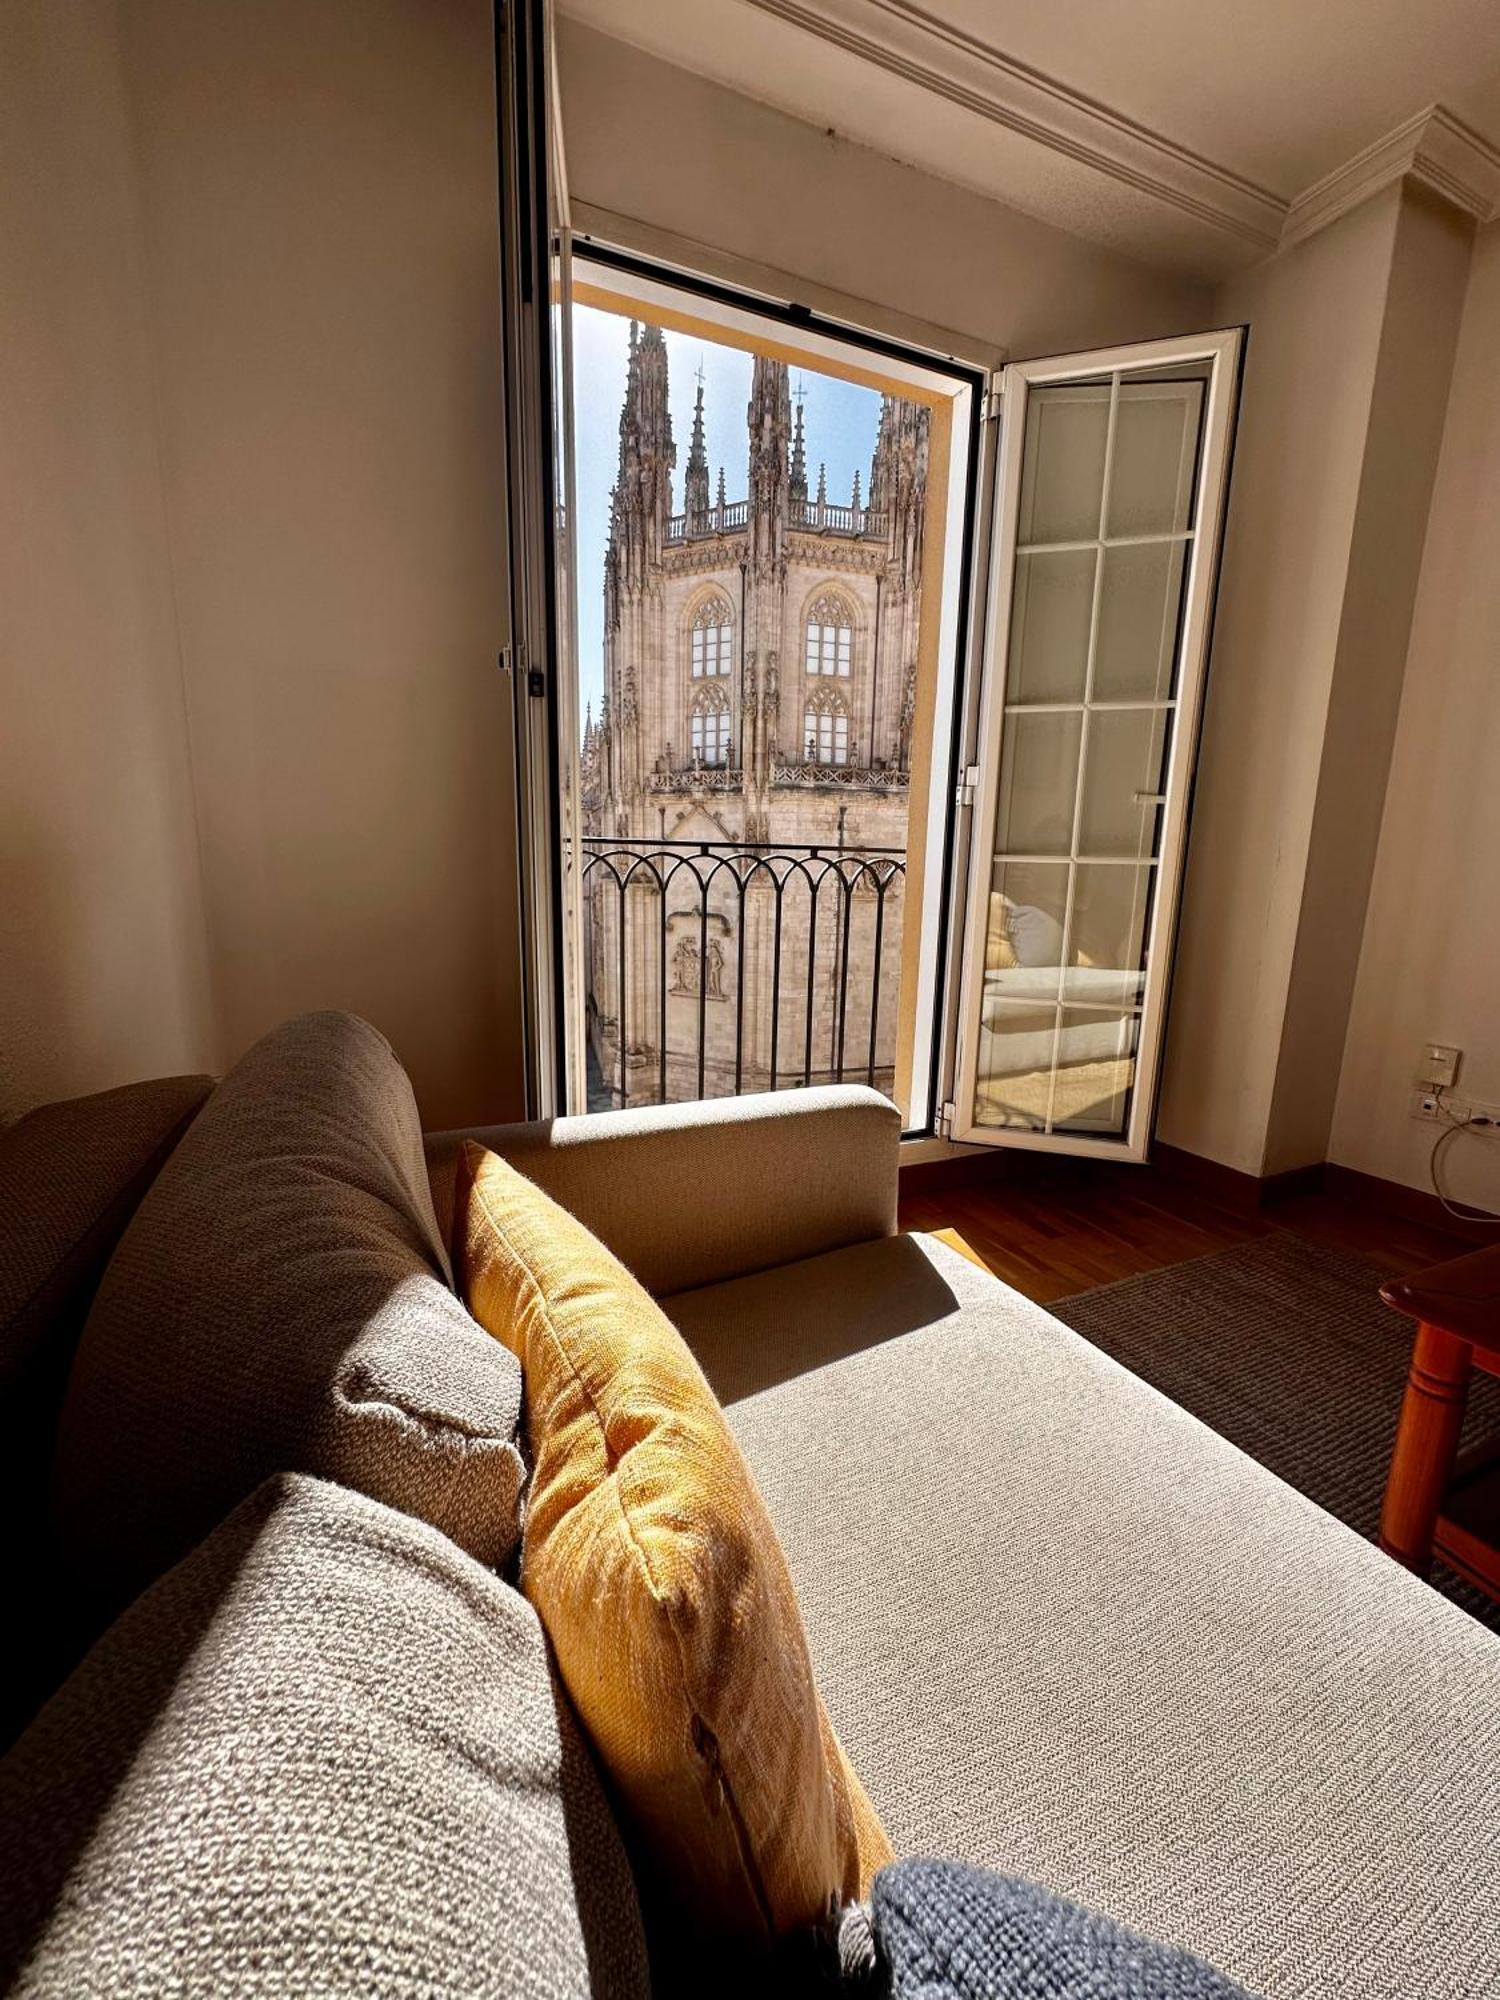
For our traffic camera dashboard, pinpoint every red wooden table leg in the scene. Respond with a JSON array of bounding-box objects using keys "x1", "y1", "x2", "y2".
[{"x1": 1379, "y1": 1322, "x2": 1473, "y2": 1576}]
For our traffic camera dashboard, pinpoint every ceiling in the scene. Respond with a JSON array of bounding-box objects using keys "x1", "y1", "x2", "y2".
[
  {"x1": 560, "y1": 0, "x2": 1500, "y2": 275},
  {"x1": 887, "y1": 0, "x2": 1500, "y2": 196}
]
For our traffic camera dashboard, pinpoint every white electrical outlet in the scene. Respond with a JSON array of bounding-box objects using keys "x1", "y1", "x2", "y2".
[
  {"x1": 1410, "y1": 1089, "x2": 1500, "y2": 1127},
  {"x1": 1417, "y1": 1042, "x2": 1462, "y2": 1089}
]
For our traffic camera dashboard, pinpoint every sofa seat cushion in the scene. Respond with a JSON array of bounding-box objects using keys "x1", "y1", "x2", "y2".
[
  {"x1": 53, "y1": 1012, "x2": 524, "y2": 1627},
  {"x1": 663, "y1": 1232, "x2": 1500, "y2": 2000},
  {"x1": 0, "y1": 1474, "x2": 650, "y2": 2000}
]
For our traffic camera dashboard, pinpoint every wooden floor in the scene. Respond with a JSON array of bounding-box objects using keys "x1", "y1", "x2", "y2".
[{"x1": 898, "y1": 1157, "x2": 1472, "y2": 1305}]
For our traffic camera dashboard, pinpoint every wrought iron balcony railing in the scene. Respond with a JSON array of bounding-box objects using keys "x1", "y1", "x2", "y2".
[{"x1": 580, "y1": 835, "x2": 905, "y2": 1110}]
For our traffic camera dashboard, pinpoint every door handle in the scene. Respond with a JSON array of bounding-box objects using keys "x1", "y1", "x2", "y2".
[{"x1": 1132, "y1": 791, "x2": 1167, "y2": 805}]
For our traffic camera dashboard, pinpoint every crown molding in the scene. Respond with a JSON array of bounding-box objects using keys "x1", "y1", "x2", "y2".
[
  {"x1": 566, "y1": 0, "x2": 1500, "y2": 277},
  {"x1": 1282, "y1": 106, "x2": 1500, "y2": 249},
  {"x1": 741, "y1": 0, "x2": 1285, "y2": 254}
]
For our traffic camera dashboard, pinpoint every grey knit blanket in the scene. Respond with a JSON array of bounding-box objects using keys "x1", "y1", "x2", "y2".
[{"x1": 859, "y1": 1858, "x2": 1255, "y2": 1999}]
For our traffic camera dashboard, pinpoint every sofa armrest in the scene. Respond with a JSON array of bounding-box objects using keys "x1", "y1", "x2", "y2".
[{"x1": 426, "y1": 1086, "x2": 901, "y2": 1297}]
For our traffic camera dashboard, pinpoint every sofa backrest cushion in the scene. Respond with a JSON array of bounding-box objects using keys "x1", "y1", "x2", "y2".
[
  {"x1": 0, "y1": 1073, "x2": 213, "y2": 1748},
  {"x1": 456, "y1": 1139, "x2": 892, "y2": 1958},
  {"x1": 0, "y1": 1474, "x2": 651, "y2": 2000},
  {"x1": 51, "y1": 1011, "x2": 524, "y2": 1627}
]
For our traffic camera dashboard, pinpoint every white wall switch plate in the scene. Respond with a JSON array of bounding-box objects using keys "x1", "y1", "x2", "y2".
[{"x1": 1418, "y1": 1043, "x2": 1462, "y2": 1089}]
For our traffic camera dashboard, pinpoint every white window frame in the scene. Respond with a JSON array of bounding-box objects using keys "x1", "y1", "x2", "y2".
[
  {"x1": 691, "y1": 603, "x2": 733, "y2": 678},
  {"x1": 805, "y1": 597, "x2": 854, "y2": 677},
  {"x1": 948, "y1": 328, "x2": 1241, "y2": 1161}
]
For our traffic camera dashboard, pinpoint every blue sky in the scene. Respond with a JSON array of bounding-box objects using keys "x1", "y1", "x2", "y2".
[{"x1": 570, "y1": 302, "x2": 884, "y2": 730}]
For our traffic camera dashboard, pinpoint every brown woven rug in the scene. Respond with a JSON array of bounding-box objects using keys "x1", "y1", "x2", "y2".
[{"x1": 1052, "y1": 1230, "x2": 1500, "y2": 1633}]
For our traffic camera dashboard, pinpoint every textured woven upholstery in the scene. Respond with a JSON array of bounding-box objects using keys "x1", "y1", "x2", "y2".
[
  {"x1": 870, "y1": 1859, "x2": 1250, "y2": 1998},
  {"x1": 53, "y1": 1012, "x2": 524, "y2": 1627},
  {"x1": 0, "y1": 1074, "x2": 212, "y2": 1746},
  {"x1": 427, "y1": 1083, "x2": 901, "y2": 1296},
  {"x1": 0, "y1": 1474, "x2": 651, "y2": 1999},
  {"x1": 666, "y1": 1232, "x2": 1500, "y2": 2000}
]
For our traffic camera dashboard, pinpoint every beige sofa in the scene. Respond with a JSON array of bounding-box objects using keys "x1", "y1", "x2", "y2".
[
  {"x1": 439, "y1": 1089, "x2": 1500, "y2": 2000},
  {"x1": 2, "y1": 1016, "x2": 1498, "y2": 1998}
]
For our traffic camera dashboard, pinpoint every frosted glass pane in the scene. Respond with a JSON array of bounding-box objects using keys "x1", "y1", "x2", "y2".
[
  {"x1": 972, "y1": 1002, "x2": 1057, "y2": 1130},
  {"x1": 1066, "y1": 864, "x2": 1154, "y2": 992},
  {"x1": 1050, "y1": 1009, "x2": 1140, "y2": 1135},
  {"x1": 1093, "y1": 540, "x2": 1188, "y2": 702},
  {"x1": 1106, "y1": 382, "x2": 1203, "y2": 537},
  {"x1": 1078, "y1": 709, "x2": 1170, "y2": 859},
  {"x1": 996, "y1": 710, "x2": 1081, "y2": 856},
  {"x1": 984, "y1": 861, "x2": 1067, "y2": 1008},
  {"x1": 1008, "y1": 548, "x2": 1096, "y2": 703},
  {"x1": 1018, "y1": 386, "x2": 1110, "y2": 544}
]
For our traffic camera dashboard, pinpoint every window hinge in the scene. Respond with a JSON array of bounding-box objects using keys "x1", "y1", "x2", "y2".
[
  {"x1": 937, "y1": 1100, "x2": 957, "y2": 1140},
  {"x1": 981, "y1": 369, "x2": 1006, "y2": 423},
  {"x1": 955, "y1": 762, "x2": 981, "y2": 810}
]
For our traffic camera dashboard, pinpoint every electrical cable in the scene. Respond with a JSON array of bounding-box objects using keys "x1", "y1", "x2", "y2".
[{"x1": 1427, "y1": 1086, "x2": 1500, "y2": 1225}]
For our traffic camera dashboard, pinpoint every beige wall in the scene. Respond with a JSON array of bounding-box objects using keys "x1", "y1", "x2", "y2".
[
  {"x1": 119, "y1": 0, "x2": 524, "y2": 1131},
  {"x1": 1263, "y1": 190, "x2": 1472, "y2": 1173},
  {"x1": 0, "y1": 0, "x2": 217, "y2": 1120},
  {"x1": 3, "y1": 0, "x2": 524, "y2": 1130},
  {"x1": 1159, "y1": 185, "x2": 1472, "y2": 1178},
  {"x1": 1330, "y1": 219, "x2": 1500, "y2": 1212},
  {"x1": 557, "y1": 22, "x2": 1213, "y2": 361}
]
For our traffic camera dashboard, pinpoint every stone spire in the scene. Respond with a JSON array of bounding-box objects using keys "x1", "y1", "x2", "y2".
[
  {"x1": 868, "y1": 394, "x2": 897, "y2": 516},
  {"x1": 716, "y1": 465, "x2": 727, "y2": 511},
  {"x1": 816, "y1": 461, "x2": 827, "y2": 508},
  {"x1": 851, "y1": 468, "x2": 862, "y2": 510},
  {"x1": 685, "y1": 370, "x2": 710, "y2": 530},
  {"x1": 790, "y1": 388, "x2": 808, "y2": 507},
  {"x1": 610, "y1": 320, "x2": 676, "y2": 587},
  {"x1": 867, "y1": 392, "x2": 930, "y2": 591},
  {"x1": 746, "y1": 354, "x2": 791, "y2": 575}
]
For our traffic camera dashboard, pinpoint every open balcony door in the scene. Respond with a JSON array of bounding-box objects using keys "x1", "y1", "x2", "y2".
[
  {"x1": 949, "y1": 330, "x2": 1241, "y2": 1160},
  {"x1": 496, "y1": 0, "x2": 579, "y2": 1117}
]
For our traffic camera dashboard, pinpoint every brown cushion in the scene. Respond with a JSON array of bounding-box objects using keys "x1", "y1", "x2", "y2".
[
  {"x1": 52, "y1": 1012, "x2": 524, "y2": 1631},
  {"x1": 0, "y1": 1474, "x2": 651, "y2": 1999},
  {"x1": 0, "y1": 1074, "x2": 212, "y2": 1746}
]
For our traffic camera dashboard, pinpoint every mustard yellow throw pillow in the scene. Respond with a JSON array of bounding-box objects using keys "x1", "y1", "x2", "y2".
[{"x1": 455, "y1": 1142, "x2": 892, "y2": 1946}]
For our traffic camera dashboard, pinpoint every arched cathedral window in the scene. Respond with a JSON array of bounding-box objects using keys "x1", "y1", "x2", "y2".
[
  {"x1": 805, "y1": 592, "x2": 853, "y2": 677},
  {"x1": 690, "y1": 686, "x2": 732, "y2": 767},
  {"x1": 805, "y1": 685, "x2": 850, "y2": 767},
  {"x1": 690, "y1": 596, "x2": 733, "y2": 677}
]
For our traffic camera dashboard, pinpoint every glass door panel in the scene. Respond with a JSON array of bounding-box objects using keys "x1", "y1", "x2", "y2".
[
  {"x1": 1017, "y1": 386, "x2": 1111, "y2": 542},
  {"x1": 995, "y1": 710, "x2": 1082, "y2": 855},
  {"x1": 1076, "y1": 708, "x2": 1171, "y2": 859},
  {"x1": 973, "y1": 1003, "x2": 1058, "y2": 1131},
  {"x1": 1106, "y1": 381, "x2": 1203, "y2": 536},
  {"x1": 1064, "y1": 862, "x2": 1153, "y2": 1001},
  {"x1": 1008, "y1": 548, "x2": 1096, "y2": 703},
  {"x1": 953, "y1": 332, "x2": 1240, "y2": 1159},
  {"x1": 1093, "y1": 540, "x2": 1189, "y2": 701},
  {"x1": 1051, "y1": 1010, "x2": 1141, "y2": 1135}
]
